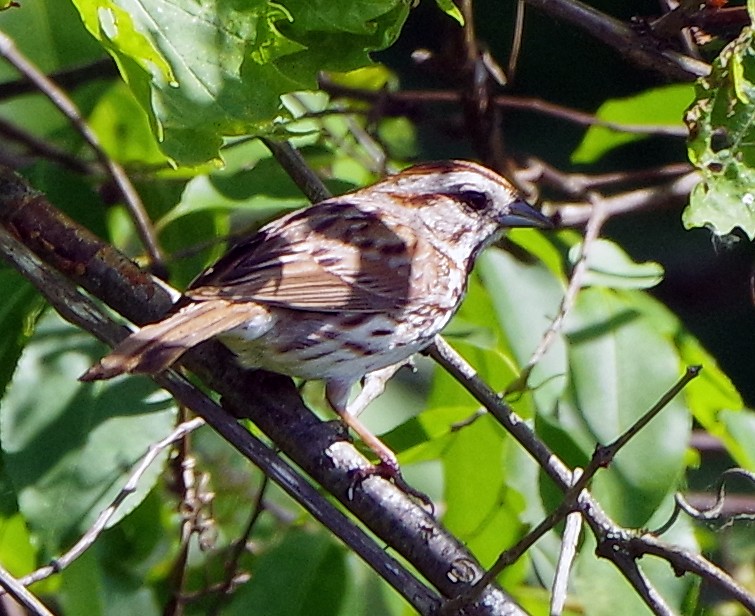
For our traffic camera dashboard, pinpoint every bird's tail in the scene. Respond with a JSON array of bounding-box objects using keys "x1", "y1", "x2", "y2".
[{"x1": 80, "y1": 300, "x2": 257, "y2": 381}]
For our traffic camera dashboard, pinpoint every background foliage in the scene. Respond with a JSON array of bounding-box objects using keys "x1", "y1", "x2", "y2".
[{"x1": 0, "y1": 0, "x2": 753, "y2": 614}]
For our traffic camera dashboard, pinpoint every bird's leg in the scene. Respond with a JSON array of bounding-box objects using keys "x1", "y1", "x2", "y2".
[
  {"x1": 325, "y1": 375, "x2": 432, "y2": 508},
  {"x1": 347, "y1": 362, "x2": 407, "y2": 417},
  {"x1": 325, "y1": 378, "x2": 400, "y2": 473}
]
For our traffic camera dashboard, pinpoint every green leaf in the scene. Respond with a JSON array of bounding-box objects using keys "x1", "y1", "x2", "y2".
[
  {"x1": 157, "y1": 159, "x2": 308, "y2": 231},
  {"x1": 719, "y1": 409, "x2": 755, "y2": 470},
  {"x1": 442, "y1": 414, "x2": 527, "y2": 572},
  {"x1": 0, "y1": 270, "x2": 43, "y2": 401},
  {"x1": 478, "y1": 247, "x2": 568, "y2": 410},
  {"x1": 88, "y1": 81, "x2": 168, "y2": 165},
  {"x1": 0, "y1": 513, "x2": 36, "y2": 577},
  {"x1": 69, "y1": 0, "x2": 411, "y2": 165},
  {"x1": 1, "y1": 312, "x2": 176, "y2": 553},
  {"x1": 575, "y1": 522, "x2": 697, "y2": 616},
  {"x1": 61, "y1": 550, "x2": 107, "y2": 616},
  {"x1": 0, "y1": 0, "x2": 105, "y2": 137},
  {"x1": 572, "y1": 84, "x2": 693, "y2": 164},
  {"x1": 225, "y1": 530, "x2": 346, "y2": 616},
  {"x1": 685, "y1": 27, "x2": 755, "y2": 238},
  {"x1": 382, "y1": 405, "x2": 485, "y2": 462},
  {"x1": 623, "y1": 290, "x2": 753, "y2": 471},
  {"x1": 433, "y1": 0, "x2": 464, "y2": 25},
  {"x1": 562, "y1": 288, "x2": 690, "y2": 527},
  {"x1": 568, "y1": 239, "x2": 664, "y2": 289}
]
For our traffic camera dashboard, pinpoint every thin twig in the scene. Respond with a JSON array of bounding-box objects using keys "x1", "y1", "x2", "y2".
[
  {"x1": 287, "y1": 94, "x2": 392, "y2": 175},
  {"x1": 525, "y1": 158, "x2": 692, "y2": 198},
  {"x1": 0, "y1": 564, "x2": 53, "y2": 616},
  {"x1": 508, "y1": 193, "x2": 609, "y2": 393},
  {"x1": 456, "y1": 359, "x2": 700, "y2": 616},
  {"x1": 0, "y1": 32, "x2": 166, "y2": 275},
  {"x1": 209, "y1": 474, "x2": 270, "y2": 614},
  {"x1": 0, "y1": 57, "x2": 116, "y2": 101},
  {"x1": 429, "y1": 338, "x2": 752, "y2": 613},
  {"x1": 551, "y1": 468, "x2": 583, "y2": 616},
  {"x1": 259, "y1": 138, "x2": 331, "y2": 203},
  {"x1": 654, "y1": 468, "x2": 755, "y2": 534},
  {"x1": 507, "y1": 0, "x2": 526, "y2": 83},
  {"x1": 546, "y1": 171, "x2": 700, "y2": 226},
  {"x1": 637, "y1": 533, "x2": 755, "y2": 613},
  {"x1": 523, "y1": 0, "x2": 710, "y2": 80},
  {"x1": 11, "y1": 417, "x2": 205, "y2": 589},
  {"x1": 495, "y1": 95, "x2": 688, "y2": 138},
  {"x1": 0, "y1": 117, "x2": 94, "y2": 173},
  {"x1": 164, "y1": 412, "x2": 210, "y2": 616},
  {"x1": 319, "y1": 81, "x2": 690, "y2": 139},
  {"x1": 607, "y1": 554, "x2": 673, "y2": 616}
]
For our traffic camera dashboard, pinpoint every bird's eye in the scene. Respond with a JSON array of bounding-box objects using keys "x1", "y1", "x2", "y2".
[{"x1": 458, "y1": 190, "x2": 490, "y2": 211}]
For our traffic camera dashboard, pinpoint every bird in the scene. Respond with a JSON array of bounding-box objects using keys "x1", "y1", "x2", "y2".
[{"x1": 81, "y1": 159, "x2": 552, "y2": 479}]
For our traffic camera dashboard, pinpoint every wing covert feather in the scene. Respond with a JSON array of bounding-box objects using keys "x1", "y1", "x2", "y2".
[{"x1": 188, "y1": 201, "x2": 422, "y2": 313}]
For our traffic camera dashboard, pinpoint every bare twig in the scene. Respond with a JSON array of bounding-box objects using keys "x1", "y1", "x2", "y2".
[
  {"x1": 508, "y1": 193, "x2": 609, "y2": 393},
  {"x1": 507, "y1": 0, "x2": 526, "y2": 83},
  {"x1": 597, "y1": 366, "x2": 701, "y2": 460},
  {"x1": 0, "y1": 57, "x2": 116, "y2": 101},
  {"x1": 546, "y1": 171, "x2": 700, "y2": 226},
  {"x1": 636, "y1": 533, "x2": 755, "y2": 613},
  {"x1": 654, "y1": 468, "x2": 755, "y2": 534},
  {"x1": 0, "y1": 564, "x2": 53, "y2": 616},
  {"x1": 12, "y1": 417, "x2": 205, "y2": 590},
  {"x1": 453, "y1": 367, "x2": 701, "y2": 609},
  {"x1": 259, "y1": 138, "x2": 331, "y2": 203},
  {"x1": 0, "y1": 117, "x2": 93, "y2": 173},
  {"x1": 0, "y1": 31, "x2": 166, "y2": 275},
  {"x1": 286, "y1": 94, "x2": 392, "y2": 175},
  {"x1": 551, "y1": 469, "x2": 583, "y2": 616},
  {"x1": 164, "y1": 413, "x2": 213, "y2": 616},
  {"x1": 319, "y1": 80, "x2": 690, "y2": 139},
  {"x1": 429, "y1": 338, "x2": 753, "y2": 613},
  {"x1": 209, "y1": 474, "x2": 270, "y2": 614},
  {"x1": 523, "y1": 0, "x2": 710, "y2": 80},
  {"x1": 495, "y1": 95, "x2": 688, "y2": 138},
  {"x1": 524, "y1": 159, "x2": 692, "y2": 198},
  {"x1": 607, "y1": 554, "x2": 674, "y2": 616}
]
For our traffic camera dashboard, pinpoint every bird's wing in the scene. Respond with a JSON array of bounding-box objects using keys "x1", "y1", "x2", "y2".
[{"x1": 187, "y1": 201, "x2": 423, "y2": 313}]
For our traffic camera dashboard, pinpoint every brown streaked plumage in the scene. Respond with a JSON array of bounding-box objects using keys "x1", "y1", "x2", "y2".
[{"x1": 81, "y1": 160, "x2": 552, "y2": 477}]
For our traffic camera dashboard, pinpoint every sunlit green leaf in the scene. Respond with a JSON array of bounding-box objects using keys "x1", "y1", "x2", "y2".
[
  {"x1": 69, "y1": 0, "x2": 412, "y2": 165},
  {"x1": 0, "y1": 513, "x2": 36, "y2": 577},
  {"x1": 442, "y1": 414, "x2": 527, "y2": 569},
  {"x1": 620, "y1": 291, "x2": 752, "y2": 470},
  {"x1": 433, "y1": 0, "x2": 464, "y2": 25},
  {"x1": 88, "y1": 81, "x2": 168, "y2": 165},
  {"x1": 478, "y1": 247, "x2": 568, "y2": 410},
  {"x1": 719, "y1": 409, "x2": 755, "y2": 470},
  {"x1": 562, "y1": 288, "x2": 690, "y2": 526},
  {"x1": 685, "y1": 26, "x2": 755, "y2": 238},
  {"x1": 572, "y1": 84, "x2": 693, "y2": 164},
  {"x1": 568, "y1": 238, "x2": 664, "y2": 290}
]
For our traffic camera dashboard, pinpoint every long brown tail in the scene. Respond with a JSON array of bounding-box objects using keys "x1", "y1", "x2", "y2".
[{"x1": 80, "y1": 300, "x2": 258, "y2": 381}]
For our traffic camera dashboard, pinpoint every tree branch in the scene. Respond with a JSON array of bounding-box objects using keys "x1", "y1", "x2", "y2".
[
  {"x1": 523, "y1": 0, "x2": 710, "y2": 80},
  {"x1": 0, "y1": 165, "x2": 525, "y2": 616}
]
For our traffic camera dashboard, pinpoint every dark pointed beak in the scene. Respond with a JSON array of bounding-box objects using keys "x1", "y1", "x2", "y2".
[{"x1": 500, "y1": 199, "x2": 554, "y2": 229}]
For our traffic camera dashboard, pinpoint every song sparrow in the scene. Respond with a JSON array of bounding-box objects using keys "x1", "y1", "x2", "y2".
[{"x1": 82, "y1": 160, "x2": 551, "y2": 474}]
